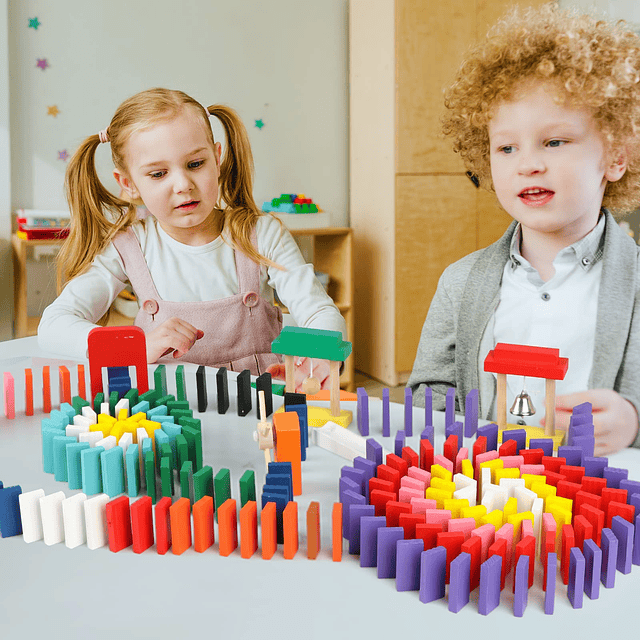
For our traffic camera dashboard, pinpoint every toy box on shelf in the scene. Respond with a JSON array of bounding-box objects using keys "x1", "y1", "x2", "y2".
[{"x1": 15, "y1": 209, "x2": 70, "y2": 240}]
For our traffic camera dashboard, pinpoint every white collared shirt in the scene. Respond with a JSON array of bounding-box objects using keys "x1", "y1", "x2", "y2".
[{"x1": 488, "y1": 215, "x2": 605, "y2": 425}]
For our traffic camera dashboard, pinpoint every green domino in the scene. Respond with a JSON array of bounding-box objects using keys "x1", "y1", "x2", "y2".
[
  {"x1": 144, "y1": 449, "x2": 156, "y2": 504},
  {"x1": 156, "y1": 394, "x2": 176, "y2": 407},
  {"x1": 124, "y1": 388, "x2": 139, "y2": 407},
  {"x1": 193, "y1": 466, "x2": 214, "y2": 504},
  {"x1": 180, "y1": 460, "x2": 194, "y2": 505},
  {"x1": 175, "y1": 365, "x2": 187, "y2": 402},
  {"x1": 160, "y1": 457, "x2": 174, "y2": 498},
  {"x1": 176, "y1": 434, "x2": 189, "y2": 472},
  {"x1": 214, "y1": 468, "x2": 231, "y2": 521},
  {"x1": 239, "y1": 470, "x2": 256, "y2": 507},
  {"x1": 154, "y1": 364, "x2": 167, "y2": 396}
]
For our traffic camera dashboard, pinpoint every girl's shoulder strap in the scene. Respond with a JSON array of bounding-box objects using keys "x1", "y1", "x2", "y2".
[{"x1": 233, "y1": 225, "x2": 261, "y2": 294}]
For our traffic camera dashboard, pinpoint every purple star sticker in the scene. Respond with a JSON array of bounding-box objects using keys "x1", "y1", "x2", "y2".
[
  {"x1": 58, "y1": 150, "x2": 69, "y2": 162},
  {"x1": 36, "y1": 58, "x2": 49, "y2": 71}
]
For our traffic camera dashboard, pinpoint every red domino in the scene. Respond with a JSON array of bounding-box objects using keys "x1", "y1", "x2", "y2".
[
  {"x1": 436, "y1": 531, "x2": 465, "y2": 583},
  {"x1": 560, "y1": 524, "x2": 575, "y2": 585},
  {"x1": 542, "y1": 456, "x2": 566, "y2": 473},
  {"x1": 557, "y1": 480, "x2": 582, "y2": 502},
  {"x1": 377, "y1": 465, "x2": 401, "y2": 493},
  {"x1": 398, "y1": 512, "x2": 425, "y2": 539},
  {"x1": 601, "y1": 487, "x2": 628, "y2": 514},
  {"x1": 461, "y1": 535, "x2": 482, "y2": 590},
  {"x1": 559, "y1": 465, "x2": 585, "y2": 484},
  {"x1": 155, "y1": 496, "x2": 172, "y2": 554},
  {"x1": 542, "y1": 470, "x2": 567, "y2": 487},
  {"x1": 369, "y1": 477, "x2": 395, "y2": 496},
  {"x1": 578, "y1": 504, "x2": 605, "y2": 546},
  {"x1": 519, "y1": 448, "x2": 544, "y2": 465},
  {"x1": 106, "y1": 496, "x2": 132, "y2": 553},
  {"x1": 25, "y1": 369, "x2": 34, "y2": 417},
  {"x1": 420, "y1": 439, "x2": 434, "y2": 471},
  {"x1": 498, "y1": 439, "x2": 517, "y2": 457},
  {"x1": 514, "y1": 534, "x2": 536, "y2": 589},
  {"x1": 488, "y1": 537, "x2": 508, "y2": 590},
  {"x1": 131, "y1": 496, "x2": 154, "y2": 553},
  {"x1": 59, "y1": 365, "x2": 71, "y2": 406},
  {"x1": 472, "y1": 436, "x2": 487, "y2": 466},
  {"x1": 575, "y1": 490, "x2": 602, "y2": 513},
  {"x1": 581, "y1": 476, "x2": 607, "y2": 496},
  {"x1": 443, "y1": 434, "x2": 459, "y2": 463},
  {"x1": 386, "y1": 453, "x2": 409, "y2": 478},
  {"x1": 573, "y1": 514, "x2": 593, "y2": 550},
  {"x1": 386, "y1": 501, "x2": 412, "y2": 528},
  {"x1": 606, "y1": 501, "x2": 635, "y2": 527},
  {"x1": 401, "y1": 446, "x2": 419, "y2": 469},
  {"x1": 370, "y1": 489, "x2": 397, "y2": 517}
]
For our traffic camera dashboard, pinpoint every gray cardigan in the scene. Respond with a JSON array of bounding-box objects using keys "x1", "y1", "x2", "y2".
[{"x1": 407, "y1": 210, "x2": 640, "y2": 449}]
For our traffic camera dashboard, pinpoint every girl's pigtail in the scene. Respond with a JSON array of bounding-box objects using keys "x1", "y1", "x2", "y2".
[{"x1": 207, "y1": 105, "x2": 284, "y2": 270}]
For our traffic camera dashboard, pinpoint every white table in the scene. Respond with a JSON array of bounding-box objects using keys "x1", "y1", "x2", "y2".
[{"x1": 1, "y1": 337, "x2": 639, "y2": 640}]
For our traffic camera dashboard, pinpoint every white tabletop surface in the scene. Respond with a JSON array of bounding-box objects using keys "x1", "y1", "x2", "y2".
[{"x1": 1, "y1": 337, "x2": 639, "y2": 639}]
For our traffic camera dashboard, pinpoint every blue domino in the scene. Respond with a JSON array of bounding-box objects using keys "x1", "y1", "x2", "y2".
[
  {"x1": 131, "y1": 400, "x2": 150, "y2": 415},
  {"x1": 42, "y1": 425, "x2": 65, "y2": 473},
  {"x1": 66, "y1": 442, "x2": 90, "y2": 490},
  {"x1": 147, "y1": 405, "x2": 168, "y2": 419},
  {"x1": 154, "y1": 415, "x2": 176, "y2": 424},
  {"x1": 126, "y1": 444, "x2": 141, "y2": 497},
  {"x1": 81, "y1": 446, "x2": 105, "y2": 495},
  {"x1": 0, "y1": 485, "x2": 23, "y2": 538},
  {"x1": 101, "y1": 446, "x2": 125, "y2": 498},
  {"x1": 286, "y1": 404, "x2": 308, "y2": 460},
  {"x1": 53, "y1": 435, "x2": 77, "y2": 482}
]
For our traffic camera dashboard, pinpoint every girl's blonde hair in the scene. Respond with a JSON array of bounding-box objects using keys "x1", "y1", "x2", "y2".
[
  {"x1": 442, "y1": 4, "x2": 640, "y2": 212},
  {"x1": 59, "y1": 87, "x2": 281, "y2": 293}
]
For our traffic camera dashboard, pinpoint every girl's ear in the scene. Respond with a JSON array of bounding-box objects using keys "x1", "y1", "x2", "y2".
[
  {"x1": 214, "y1": 141, "x2": 222, "y2": 167},
  {"x1": 605, "y1": 148, "x2": 628, "y2": 183},
  {"x1": 113, "y1": 169, "x2": 140, "y2": 200}
]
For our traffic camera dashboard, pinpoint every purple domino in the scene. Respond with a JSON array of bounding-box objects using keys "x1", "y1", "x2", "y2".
[
  {"x1": 513, "y1": 555, "x2": 529, "y2": 617},
  {"x1": 395, "y1": 430, "x2": 406, "y2": 457},
  {"x1": 341, "y1": 489, "x2": 367, "y2": 539},
  {"x1": 634, "y1": 513, "x2": 640, "y2": 566},
  {"x1": 545, "y1": 552, "x2": 557, "y2": 615},
  {"x1": 424, "y1": 386, "x2": 432, "y2": 428},
  {"x1": 404, "y1": 387, "x2": 413, "y2": 437},
  {"x1": 583, "y1": 538, "x2": 601, "y2": 600},
  {"x1": 464, "y1": 389, "x2": 479, "y2": 438},
  {"x1": 339, "y1": 477, "x2": 360, "y2": 503},
  {"x1": 568, "y1": 547, "x2": 585, "y2": 609},
  {"x1": 377, "y1": 527, "x2": 404, "y2": 579},
  {"x1": 449, "y1": 552, "x2": 471, "y2": 613},
  {"x1": 354, "y1": 457, "x2": 376, "y2": 500},
  {"x1": 601, "y1": 528, "x2": 618, "y2": 588},
  {"x1": 360, "y1": 516, "x2": 386, "y2": 568},
  {"x1": 603, "y1": 467, "x2": 628, "y2": 490},
  {"x1": 558, "y1": 445, "x2": 583, "y2": 467},
  {"x1": 382, "y1": 388, "x2": 390, "y2": 437},
  {"x1": 357, "y1": 387, "x2": 369, "y2": 436},
  {"x1": 477, "y1": 423, "x2": 498, "y2": 452},
  {"x1": 396, "y1": 539, "x2": 424, "y2": 592},
  {"x1": 572, "y1": 401, "x2": 593, "y2": 415},
  {"x1": 630, "y1": 493, "x2": 640, "y2": 521},
  {"x1": 366, "y1": 438, "x2": 383, "y2": 467},
  {"x1": 445, "y1": 388, "x2": 456, "y2": 428},
  {"x1": 348, "y1": 504, "x2": 375, "y2": 555},
  {"x1": 419, "y1": 546, "x2": 447, "y2": 604},
  {"x1": 421, "y1": 426, "x2": 434, "y2": 447},
  {"x1": 583, "y1": 456, "x2": 608, "y2": 479},
  {"x1": 504, "y1": 429, "x2": 526, "y2": 453},
  {"x1": 478, "y1": 554, "x2": 502, "y2": 615},
  {"x1": 529, "y1": 438, "x2": 553, "y2": 457},
  {"x1": 341, "y1": 466, "x2": 366, "y2": 496},
  {"x1": 571, "y1": 436, "x2": 595, "y2": 459},
  {"x1": 620, "y1": 479, "x2": 640, "y2": 497},
  {"x1": 611, "y1": 515, "x2": 634, "y2": 574},
  {"x1": 445, "y1": 421, "x2": 463, "y2": 444}
]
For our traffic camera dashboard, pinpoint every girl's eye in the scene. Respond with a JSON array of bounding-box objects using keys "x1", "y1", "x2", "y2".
[
  {"x1": 499, "y1": 145, "x2": 515, "y2": 154},
  {"x1": 188, "y1": 160, "x2": 204, "y2": 169},
  {"x1": 547, "y1": 139, "x2": 566, "y2": 147},
  {"x1": 149, "y1": 171, "x2": 166, "y2": 179}
]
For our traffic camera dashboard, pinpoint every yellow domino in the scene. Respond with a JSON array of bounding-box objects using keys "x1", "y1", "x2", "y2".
[
  {"x1": 117, "y1": 408, "x2": 129, "y2": 422},
  {"x1": 98, "y1": 414, "x2": 116, "y2": 425},
  {"x1": 503, "y1": 497, "x2": 518, "y2": 525},
  {"x1": 494, "y1": 467, "x2": 520, "y2": 484},
  {"x1": 461, "y1": 504, "x2": 487, "y2": 526},
  {"x1": 90, "y1": 423, "x2": 109, "y2": 437},
  {"x1": 129, "y1": 411, "x2": 147, "y2": 423},
  {"x1": 461, "y1": 459, "x2": 474, "y2": 479},
  {"x1": 425, "y1": 487, "x2": 453, "y2": 509},
  {"x1": 546, "y1": 495, "x2": 573, "y2": 514},
  {"x1": 480, "y1": 510, "x2": 503, "y2": 529},
  {"x1": 141, "y1": 419, "x2": 162, "y2": 441},
  {"x1": 533, "y1": 483, "x2": 557, "y2": 507},
  {"x1": 547, "y1": 505, "x2": 572, "y2": 533},
  {"x1": 430, "y1": 464, "x2": 453, "y2": 483},
  {"x1": 522, "y1": 473, "x2": 546, "y2": 491},
  {"x1": 507, "y1": 511, "x2": 534, "y2": 533},
  {"x1": 110, "y1": 422, "x2": 125, "y2": 442},
  {"x1": 443, "y1": 498, "x2": 469, "y2": 519},
  {"x1": 430, "y1": 477, "x2": 456, "y2": 493},
  {"x1": 480, "y1": 459, "x2": 504, "y2": 478}
]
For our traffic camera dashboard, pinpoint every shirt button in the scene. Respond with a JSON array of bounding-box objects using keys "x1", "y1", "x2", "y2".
[
  {"x1": 541, "y1": 292, "x2": 551, "y2": 301},
  {"x1": 582, "y1": 257, "x2": 591, "y2": 266},
  {"x1": 243, "y1": 291, "x2": 259, "y2": 308},
  {"x1": 142, "y1": 299, "x2": 159, "y2": 315}
]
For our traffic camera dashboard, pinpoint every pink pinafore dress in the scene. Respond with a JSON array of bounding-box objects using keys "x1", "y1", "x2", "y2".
[{"x1": 112, "y1": 227, "x2": 283, "y2": 375}]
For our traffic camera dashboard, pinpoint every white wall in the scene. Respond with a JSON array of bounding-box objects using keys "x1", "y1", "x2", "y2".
[{"x1": 1, "y1": 0, "x2": 12, "y2": 340}]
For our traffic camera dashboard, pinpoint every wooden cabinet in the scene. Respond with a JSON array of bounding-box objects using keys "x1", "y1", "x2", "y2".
[{"x1": 349, "y1": 0, "x2": 540, "y2": 386}]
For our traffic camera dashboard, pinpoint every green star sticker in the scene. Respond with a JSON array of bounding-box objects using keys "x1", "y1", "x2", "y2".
[
  {"x1": 29, "y1": 17, "x2": 41, "y2": 30},
  {"x1": 255, "y1": 119, "x2": 265, "y2": 130}
]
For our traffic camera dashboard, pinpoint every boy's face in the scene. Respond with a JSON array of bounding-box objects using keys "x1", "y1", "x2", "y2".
[{"x1": 488, "y1": 81, "x2": 626, "y2": 244}]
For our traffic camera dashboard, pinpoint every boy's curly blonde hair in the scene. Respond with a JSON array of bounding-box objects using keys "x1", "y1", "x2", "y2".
[{"x1": 443, "y1": 4, "x2": 640, "y2": 212}]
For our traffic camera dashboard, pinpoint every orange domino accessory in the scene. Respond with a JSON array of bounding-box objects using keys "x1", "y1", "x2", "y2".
[
  {"x1": 25, "y1": 368, "x2": 34, "y2": 416},
  {"x1": 218, "y1": 498, "x2": 238, "y2": 557},
  {"x1": 283, "y1": 501, "x2": 298, "y2": 559},
  {"x1": 307, "y1": 501, "x2": 320, "y2": 559},
  {"x1": 273, "y1": 411, "x2": 302, "y2": 495},
  {"x1": 332, "y1": 502, "x2": 343, "y2": 562},
  {"x1": 59, "y1": 365, "x2": 71, "y2": 405},
  {"x1": 240, "y1": 501, "x2": 258, "y2": 558},
  {"x1": 77, "y1": 364, "x2": 86, "y2": 400},
  {"x1": 42, "y1": 365, "x2": 51, "y2": 414},
  {"x1": 170, "y1": 497, "x2": 192, "y2": 555},
  {"x1": 193, "y1": 496, "x2": 215, "y2": 552},
  {"x1": 261, "y1": 501, "x2": 277, "y2": 559}
]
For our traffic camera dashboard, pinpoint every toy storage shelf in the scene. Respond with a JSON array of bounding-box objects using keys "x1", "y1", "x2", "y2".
[{"x1": 289, "y1": 227, "x2": 354, "y2": 391}]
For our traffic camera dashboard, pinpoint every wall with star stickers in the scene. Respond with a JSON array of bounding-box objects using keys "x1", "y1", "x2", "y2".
[{"x1": 6, "y1": 0, "x2": 349, "y2": 225}]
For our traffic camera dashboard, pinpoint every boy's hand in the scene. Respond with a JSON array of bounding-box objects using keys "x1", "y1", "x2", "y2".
[
  {"x1": 145, "y1": 317, "x2": 204, "y2": 363},
  {"x1": 266, "y1": 357, "x2": 331, "y2": 393},
  {"x1": 541, "y1": 389, "x2": 639, "y2": 456}
]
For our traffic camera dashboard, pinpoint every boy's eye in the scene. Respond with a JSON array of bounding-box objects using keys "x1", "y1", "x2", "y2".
[
  {"x1": 188, "y1": 160, "x2": 204, "y2": 169},
  {"x1": 499, "y1": 145, "x2": 515, "y2": 154}
]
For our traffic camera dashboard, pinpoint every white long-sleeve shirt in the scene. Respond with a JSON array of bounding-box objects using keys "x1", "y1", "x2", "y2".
[{"x1": 38, "y1": 215, "x2": 346, "y2": 360}]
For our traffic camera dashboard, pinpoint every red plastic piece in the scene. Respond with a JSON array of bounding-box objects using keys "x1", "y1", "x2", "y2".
[
  {"x1": 606, "y1": 501, "x2": 636, "y2": 527},
  {"x1": 42, "y1": 365, "x2": 51, "y2": 414},
  {"x1": 58, "y1": 365, "x2": 71, "y2": 406},
  {"x1": 519, "y1": 448, "x2": 544, "y2": 465},
  {"x1": 461, "y1": 535, "x2": 482, "y2": 590},
  {"x1": 514, "y1": 535, "x2": 536, "y2": 589},
  {"x1": 420, "y1": 438, "x2": 434, "y2": 471},
  {"x1": 443, "y1": 434, "x2": 459, "y2": 463},
  {"x1": 385, "y1": 501, "x2": 412, "y2": 528},
  {"x1": 581, "y1": 476, "x2": 607, "y2": 496},
  {"x1": 560, "y1": 524, "x2": 575, "y2": 585},
  {"x1": 542, "y1": 456, "x2": 567, "y2": 473},
  {"x1": 401, "y1": 446, "x2": 419, "y2": 469},
  {"x1": 601, "y1": 487, "x2": 628, "y2": 514},
  {"x1": 578, "y1": 504, "x2": 605, "y2": 546},
  {"x1": 575, "y1": 490, "x2": 602, "y2": 513},
  {"x1": 131, "y1": 496, "x2": 154, "y2": 554},
  {"x1": 106, "y1": 496, "x2": 133, "y2": 553},
  {"x1": 386, "y1": 453, "x2": 409, "y2": 478},
  {"x1": 436, "y1": 531, "x2": 465, "y2": 583},
  {"x1": 155, "y1": 497, "x2": 172, "y2": 554},
  {"x1": 488, "y1": 537, "x2": 508, "y2": 590},
  {"x1": 542, "y1": 470, "x2": 567, "y2": 487},
  {"x1": 77, "y1": 364, "x2": 86, "y2": 400},
  {"x1": 87, "y1": 326, "x2": 149, "y2": 399},
  {"x1": 369, "y1": 489, "x2": 397, "y2": 517},
  {"x1": 377, "y1": 465, "x2": 401, "y2": 493},
  {"x1": 472, "y1": 436, "x2": 487, "y2": 466},
  {"x1": 484, "y1": 343, "x2": 568, "y2": 379},
  {"x1": 573, "y1": 514, "x2": 593, "y2": 550},
  {"x1": 369, "y1": 477, "x2": 396, "y2": 496},
  {"x1": 542, "y1": 530, "x2": 556, "y2": 589},
  {"x1": 24, "y1": 368, "x2": 34, "y2": 417},
  {"x1": 559, "y1": 465, "x2": 585, "y2": 484},
  {"x1": 498, "y1": 439, "x2": 518, "y2": 457},
  {"x1": 415, "y1": 522, "x2": 444, "y2": 551},
  {"x1": 170, "y1": 498, "x2": 192, "y2": 555},
  {"x1": 557, "y1": 480, "x2": 582, "y2": 502},
  {"x1": 398, "y1": 513, "x2": 425, "y2": 539}
]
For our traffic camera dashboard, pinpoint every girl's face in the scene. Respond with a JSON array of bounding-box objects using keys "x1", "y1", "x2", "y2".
[
  {"x1": 488, "y1": 81, "x2": 626, "y2": 246},
  {"x1": 114, "y1": 109, "x2": 222, "y2": 245}
]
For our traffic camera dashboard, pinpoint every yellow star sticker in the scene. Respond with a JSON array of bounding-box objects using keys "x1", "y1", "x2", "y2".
[{"x1": 47, "y1": 105, "x2": 60, "y2": 117}]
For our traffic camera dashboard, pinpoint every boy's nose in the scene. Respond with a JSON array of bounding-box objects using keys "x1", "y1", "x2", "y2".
[{"x1": 518, "y1": 150, "x2": 546, "y2": 175}]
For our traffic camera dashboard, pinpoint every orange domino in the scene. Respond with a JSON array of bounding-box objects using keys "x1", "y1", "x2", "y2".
[
  {"x1": 170, "y1": 497, "x2": 192, "y2": 555},
  {"x1": 283, "y1": 501, "x2": 298, "y2": 559},
  {"x1": 42, "y1": 366, "x2": 51, "y2": 414},
  {"x1": 25, "y1": 368, "x2": 34, "y2": 416},
  {"x1": 193, "y1": 496, "x2": 215, "y2": 552},
  {"x1": 307, "y1": 501, "x2": 320, "y2": 559},
  {"x1": 218, "y1": 498, "x2": 238, "y2": 556},
  {"x1": 332, "y1": 502, "x2": 343, "y2": 562},
  {"x1": 261, "y1": 501, "x2": 277, "y2": 559},
  {"x1": 77, "y1": 364, "x2": 86, "y2": 400},
  {"x1": 273, "y1": 411, "x2": 302, "y2": 495},
  {"x1": 240, "y1": 501, "x2": 258, "y2": 558},
  {"x1": 59, "y1": 365, "x2": 71, "y2": 405}
]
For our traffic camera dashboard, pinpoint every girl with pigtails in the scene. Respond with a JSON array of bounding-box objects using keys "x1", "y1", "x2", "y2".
[{"x1": 38, "y1": 88, "x2": 345, "y2": 389}]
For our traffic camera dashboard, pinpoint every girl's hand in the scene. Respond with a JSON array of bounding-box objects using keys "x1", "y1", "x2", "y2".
[
  {"x1": 540, "y1": 389, "x2": 639, "y2": 456},
  {"x1": 267, "y1": 357, "x2": 332, "y2": 394},
  {"x1": 145, "y1": 317, "x2": 204, "y2": 363}
]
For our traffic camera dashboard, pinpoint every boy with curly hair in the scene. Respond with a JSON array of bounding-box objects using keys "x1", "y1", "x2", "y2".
[{"x1": 407, "y1": 4, "x2": 640, "y2": 454}]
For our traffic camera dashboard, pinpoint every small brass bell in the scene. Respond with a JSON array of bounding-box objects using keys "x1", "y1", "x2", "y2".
[{"x1": 510, "y1": 382, "x2": 536, "y2": 417}]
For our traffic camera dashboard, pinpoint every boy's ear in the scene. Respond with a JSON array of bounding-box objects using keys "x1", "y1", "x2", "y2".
[
  {"x1": 605, "y1": 148, "x2": 628, "y2": 183},
  {"x1": 113, "y1": 169, "x2": 140, "y2": 200}
]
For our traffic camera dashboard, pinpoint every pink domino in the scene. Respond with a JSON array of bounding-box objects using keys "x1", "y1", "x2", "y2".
[
  {"x1": 501, "y1": 455, "x2": 524, "y2": 469},
  {"x1": 399, "y1": 487, "x2": 424, "y2": 503},
  {"x1": 410, "y1": 498, "x2": 438, "y2": 514},
  {"x1": 471, "y1": 523, "x2": 496, "y2": 562},
  {"x1": 433, "y1": 455, "x2": 454, "y2": 474},
  {"x1": 3, "y1": 372, "x2": 15, "y2": 420},
  {"x1": 448, "y1": 517, "x2": 476, "y2": 540},
  {"x1": 408, "y1": 467, "x2": 431, "y2": 485}
]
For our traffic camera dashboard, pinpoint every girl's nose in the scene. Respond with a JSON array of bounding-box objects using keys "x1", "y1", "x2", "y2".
[
  {"x1": 518, "y1": 148, "x2": 546, "y2": 175},
  {"x1": 173, "y1": 171, "x2": 193, "y2": 193}
]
